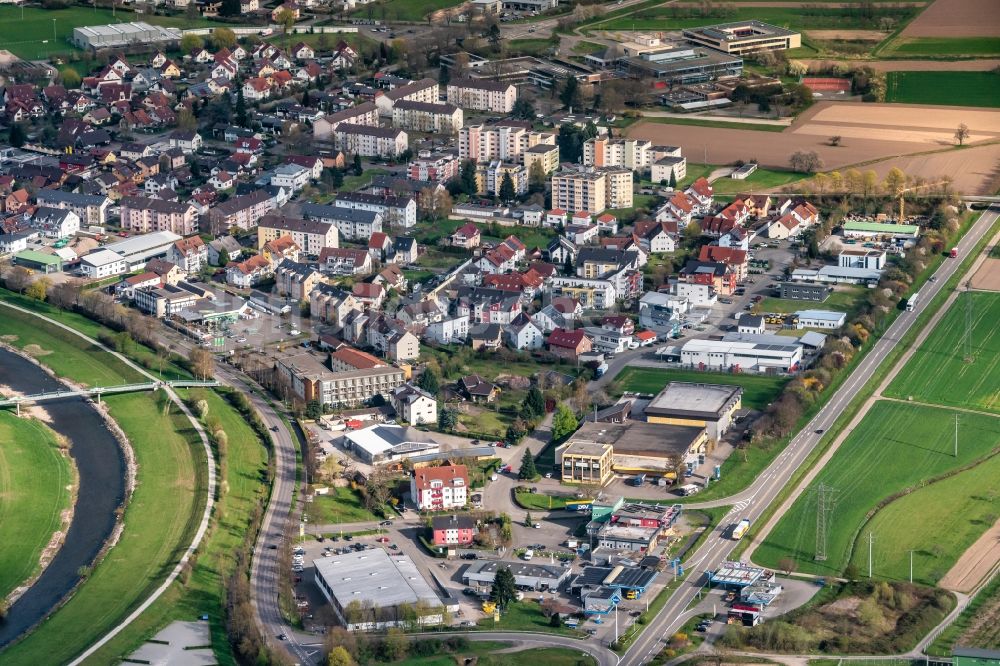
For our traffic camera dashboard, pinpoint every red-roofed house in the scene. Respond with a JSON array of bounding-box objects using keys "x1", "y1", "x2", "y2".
[
  {"x1": 547, "y1": 327, "x2": 592, "y2": 361},
  {"x1": 450, "y1": 222, "x2": 481, "y2": 249},
  {"x1": 769, "y1": 213, "x2": 801, "y2": 240},
  {"x1": 352, "y1": 281, "x2": 385, "y2": 309},
  {"x1": 319, "y1": 247, "x2": 373, "y2": 275},
  {"x1": 546, "y1": 209, "x2": 568, "y2": 227},
  {"x1": 686, "y1": 177, "x2": 714, "y2": 213},
  {"x1": 698, "y1": 245, "x2": 748, "y2": 281},
  {"x1": 411, "y1": 464, "x2": 468, "y2": 511}
]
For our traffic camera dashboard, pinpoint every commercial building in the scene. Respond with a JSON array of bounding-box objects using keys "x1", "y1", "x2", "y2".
[
  {"x1": 838, "y1": 248, "x2": 886, "y2": 271},
  {"x1": 340, "y1": 424, "x2": 438, "y2": 465},
  {"x1": 617, "y1": 46, "x2": 742, "y2": 84},
  {"x1": 12, "y1": 250, "x2": 62, "y2": 274},
  {"x1": 313, "y1": 549, "x2": 443, "y2": 631},
  {"x1": 645, "y1": 382, "x2": 742, "y2": 442},
  {"x1": 842, "y1": 220, "x2": 920, "y2": 240},
  {"x1": 80, "y1": 249, "x2": 128, "y2": 279},
  {"x1": 104, "y1": 231, "x2": 182, "y2": 270},
  {"x1": 392, "y1": 100, "x2": 463, "y2": 134},
  {"x1": 682, "y1": 21, "x2": 800, "y2": 56},
  {"x1": 678, "y1": 337, "x2": 802, "y2": 372},
  {"x1": 795, "y1": 309, "x2": 846, "y2": 330},
  {"x1": 257, "y1": 215, "x2": 338, "y2": 256},
  {"x1": 463, "y1": 561, "x2": 570, "y2": 592},
  {"x1": 561, "y1": 420, "x2": 708, "y2": 481},
  {"x1": 333, "y1": 124, "x2": 409, "y2": 158},
  {"x1": 778, "y1": 282, "x2": 830, "y2": 302},
  {"x1": 410, "y1": 464, "x2": 468, "y2": 511},
  {"x1": 35, "y1": 189, "x2": 110, "y2": 226},
  {"x1": 120, "y1": 196, "x2": 198, "y2": 236},
  {"x1": 134, "y1": 283, "x2": 202, "y2": 318},
  {"x1": 790, "y1": 265, "x2": 881, "y2": 286},
  {"x1": 72, "y1": 22, "x2": 182, "y2": 50},
  {"x1": 555, "y1": 440, "x2": 614, "y2": 485},
  {"x1": 447, "y1": 78, "x2": 517, "y2": 113}
]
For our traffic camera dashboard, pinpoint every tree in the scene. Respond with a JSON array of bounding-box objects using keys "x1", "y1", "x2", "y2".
[
  {"x1": 518, "y1": 447, "x2": 538, "y2": 480},
  {"x1": 189, "y1": 348, "x2": 215, "y2": 380},
  {"x1": 383, "y1": 628, "x2": 408, "y2": 661},
  {"x1": 955, "y1": 123, "x2": 970, "y2": 146},
  {"x1": 498, "y1": 172, "x2": 516, "y2": 204},
  {"x1": 488, "y1": 23, "x2": 502, "y2": 51},
  {"x1": 8, "y1": 123, "x2": 26, "y2": 148},
  {"x1": 528, "y1": 160, "x2": 546, "y2": 194},
  {"x1": 438, "y1": 406, "x2": 457, "y2": 430},
  {"x1": 557, "y1": 124, "x2": 585, "y2": 164},
  {"x1": 177, "y1": 108, "x2": 198, "y2": 131},
  {"x1": 524, "y1": 511, "x2": 534, "y2": 527},
  {"x1": 551, "y1": 403, "x2": 578, "y2": 442},
  {"x1": 235, "y1": 86, "x2": 248, "y2": 126},
  {"x1": 668, "y1": 170, "x2": 677, "y2": 189},
  {"x1": 60, "y1": 68, "x2": 81, "y2": 89},
  {"x1": 417, "y1": 368, "x2": 440, "y2": 395},
  {"x1": 778, "y1": 557, "x2": 796, "y2": 575},
  {"x1": 512, "y1": 98, "x2": 536, "y2": 120},
  {"x1": 276, "y1": 8, "x2": 297, "y2": 49},
  {"x1": 789, "y1": 150, "x2": 823, "y2": 173},
  {"x1": 301, "y1": 89, "x2": 311, "y2": 107},
  {"x1": 180, "y1": 33, "x2": 204, "y2": 54},
  {"x1": 364, "y1": 468, "x2": 394, "y2": 515},
  {"x1": 305, "y1": 400, "x2": 322, "y2": 420},
  {"x1": 212, "y1": 27, "x2": 237, "y2": 49},
  {"x1": 560, "y1": 75, "x2": 581, "y2": 110},
  {"x1": 353, "y1": 154, "x2": 363, "y2": 176},
  {"x1": 522, "y1": 387, "x2": 545, "y2": 419},
  {"x1": 328, "y1": 646, "x2": 355, "y2": 666},
  {"x1": 459, "y1": 158, "x2": 478, "y2": 195},
  {"x1": 490, "y1": 566, "x2": 517, "y2": 612},
  {"x1": 25, "y1": 276, "x2": 51, "y2": 301},
  {"x1": 550, "y1": 612, "x2": 563, "y2": 627},
  {"x1": 217, "y1": 248, "x2": 231, "y2": 267},
  {"x1": 883, "y1": 167, "x2": 906, "y2": 198},
  {"x1": 828, "y1": 135, "x2": 842, "y2": 147},
  {"x1": 220, "y1": 0, "x2": 241, "y2": 16}
]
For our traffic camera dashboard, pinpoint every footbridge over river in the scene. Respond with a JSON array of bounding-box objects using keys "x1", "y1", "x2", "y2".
[{"x1": 0, "y1": 380, "x2": 219, "y2": 414}]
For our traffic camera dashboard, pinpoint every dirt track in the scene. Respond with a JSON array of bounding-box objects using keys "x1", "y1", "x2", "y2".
[
  {"x1": 939, "y1": 517, "x2": 1000, "y2": 593},
  {"x1": 970, "y1": 257, "x2": 1000, "y2": 292},
  {"x1": 901, "y1": 0, "x2": 1000, "y2": 37},
  {"x1": 806, "y1": 29, "x2": 887, "y2": 40}
]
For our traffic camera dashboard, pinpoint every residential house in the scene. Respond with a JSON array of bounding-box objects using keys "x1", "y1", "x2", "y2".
[
  {"x1": 411, "y1": 465, "x2": 468, "y2": 511},
  {"x1": 226, "y1": 254, "x2": 273, "y2": 288},
  {"x1": 547, "y1": 327, "x2": 592, "y2": 362},
  {"x1": 319, "y1": 247, "x2": 372, "y2": 276},
  {"x1": 30, "y1": 207, "x2": 80, "y2": 239},
  {"x1": 275, "y1": 259, "x2": 323, "y2": 301},
  {"x1": 459, "y1": 374, "x2": 499, "y2": 403},
  {"x1": 431, "y1": 514, "x2": 475, "y2": 546},
  {"x1": 470, "y1": 323, "x2": 504, "y2": 351},
  {"x1": 506, "y1": 312, "x2": 544, "y2": 350},
  {"x1": 451, "y1": 222, "x2": 481, "y2": 249},
  {"x1": 208, "y1": 235, "x2": 242, "y2": 265},
  {"x1": 390, "y1": 383, "x2": 438, "y2": 426},
  {"x1": 168, "y1": 235, "x2": 208, "y2": 273}
]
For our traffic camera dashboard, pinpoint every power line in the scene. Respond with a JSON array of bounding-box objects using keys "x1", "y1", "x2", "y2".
[
  {"x1": 815, "y1": 484, "x2": 838, "y2": 562},
  {"x1": 964, "y1": 283, "x2": 975, "y2": 363}
]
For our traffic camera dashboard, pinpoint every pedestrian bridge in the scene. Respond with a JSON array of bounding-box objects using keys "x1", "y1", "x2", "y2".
[{"x1": 0, "y1": 380, "x2": 220, "y2": 411}]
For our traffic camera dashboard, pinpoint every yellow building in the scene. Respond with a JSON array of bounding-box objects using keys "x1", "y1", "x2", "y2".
[
  {"x1": 554, "y1": 440, "x2": 614, "y2": 485},
  {"x1": 524, "y1": 144, "x2": 560, "y2": 176}
]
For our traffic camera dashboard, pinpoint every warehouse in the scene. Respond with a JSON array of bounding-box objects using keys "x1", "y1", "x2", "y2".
[
  {"x1": 313, "y1": 549, "x2": 444, "y2": 631},
  {"x1": 563, "y1": 420, "x2": 708, "y2": 480},
  {"x1": 104, "y1": 231, "x2": 183, "y2": 270},
  {"x1": 462, "y1": 561, "x2": 570, "y2": 592},
  {"x1": 790, "y1": 265, "x2": 882, "y2": 286},
  {"x1": 842, "y1": 220, "x2": 919, "y2": 240},
  {"x1": 12, "y1": 250, "x2": 62, "y2": 274},
  {"x1": 645, "y1": 382, "x2": 742, "y2": 442},
  {"x1": 679, "y1": 337, "x2": 802, "y2": 372},
  {"x1": 795, "y1": 309, "x2": 846, "y2": 330},
  {"x1": 340, "y1": 424, "x2": 438, "y2": 465},
  {"x1": 72, "y1": 22, "x2": 182, "y2": 50}
]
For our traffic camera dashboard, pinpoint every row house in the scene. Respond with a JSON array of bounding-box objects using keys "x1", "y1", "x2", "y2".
[{"x1": 120, "y1": 196, "x2": 198, "y2": 236}]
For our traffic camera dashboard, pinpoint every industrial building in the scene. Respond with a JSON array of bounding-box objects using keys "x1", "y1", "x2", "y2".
[
  {"x1": 795, "y1": 310, "x2": 846, "y2": 330},
  {"x1": 842, "y1": 220, "x2": 920, "y2": 239},
  {"x1": 675, "y1": 337, "x2": 803, "y2": 372},
  {"x1": 313, "y1": 549, "x2": 444, "y2": 631},
  {"x1": 462, "y1": 560, "x2": 570, "y2": 592},
  {"x1": 681, "y1": 21, "x2": 801, "y2": 56},
  {"x1": 104, "y1": 231, "x2": 183, "y2": 270},
  {"x1": 72, "y1": 22, "x2": 182, "y2": 50},
  {"x1": 571, "y1": 564, "x2": 659, "y2": 600},
  {"x1": 778, "y1": 282, "x2": 831, "y2": 302},
  {"x1": 616, "y1": 46, "x2": 742, "y2": 84},
  {"x1": 645, "y1": 382, "x2": 742, "y2": 442},
  {"x1": 789, "y1": 265, "x2": 881, "y2": 286},
  {"x1": 12, "y1": 250, "x2": 62, "y2": 274},
  {"x1": 340, "y1": 424, "x2": 439, "y2": 465}
]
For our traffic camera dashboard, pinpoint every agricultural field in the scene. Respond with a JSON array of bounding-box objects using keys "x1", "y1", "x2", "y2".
[
  {"x1": 588, "y1": 6, "x2": 919, "y2": 32},
  {"x1": 753, "y1": 401, "x2": 1000, "y2": 578},
  {"x1": 613, "y1": 366, "x2": 788, "y2": 410},
  {"x1": 886, "y1": 72, "x2": 1000, "y2": 108},
  {"x1": 0, "y1": 392, "x2": 204, "y2": 666},
  {"x1": 643, "y1": 117, "x2": 787, "y2": 133},
  {"x1": 898, "y1": 0, "x2": 1000, "y2": 39},
  {"x1": 81, "y1": 388, "x2": 269, "y2": 665},
  {"x1": 0, "y1": 414, "x2": 72, "y2": 601},
  {"x1": 929, "y1": 573, "x2": 1000, "y2": 655},
  {"x1": 885, "y1": 291, "x2": 1000, "y2": 414},
  {"x1": 882, "y1": 37, "x2": 1000, "y2": 56},
  {"x1": 0, "y1": 6, "x2": 214, "y2": 59}
]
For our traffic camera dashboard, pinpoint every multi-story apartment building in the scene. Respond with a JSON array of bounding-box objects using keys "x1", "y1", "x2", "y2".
[
  {"x1": 447, "y1": 78, "x2": 517, "y2": 113},
  {"x1": 257, "y1": 214, "x2": 338, "y2": 256},
  {"x1": 301, "y1": 202, "x2": 384, "y2": 240},
  {"x1": 334, "y1": 192, "x2": 417, "y2": 230},
  {"x1": 275, "y1": 349, "x2": 406, "y2": 407},
  {"x1": 475, "y1": 160, "x2": 528, "y2": 196},
  {"x1": 410, "y1": 464, "x2": 468, "y2": 511},
  {"x1": 167, "y1": 235, "x2": 208, "y2": 274},
  {"x1": 391, "y1": 100, "x2": 463, "y2": 134},
  {"x1": 551, "y1": 167, "x2": 633, "y2": 214},
  {"x1": 459, "y1": 123, "x2": 556, "y2": 164},
  {"x1": 205, "y1": 189, "x2": 275, "y2": 234},
  {"x1": 604, "y1": 167, "x2": 634, "y2": 209},
  {"x1": 407, "y1": 152, "x2": 460, "y2": 183},
  {"x1": 523, "y1": 143, "x2": 560, "y2": 175},
  {"x1": 375, "y1": 78, "x2": 439, "y2": 116},
  {"x1": 35, "y1": 189, "x2": 110, "y2": 226},
  {"x1": 583, "y1": 137, "x2": 653, "y2": 172},
  {"x1": 120, "y1": 196, "x2": 198, "y2": 236},
  {"x1": 312, "y1": 101, "x2": 379, "y2": 141},
  {"x1": 333, "y1": 124, "x2": 409, "y2": 158}
]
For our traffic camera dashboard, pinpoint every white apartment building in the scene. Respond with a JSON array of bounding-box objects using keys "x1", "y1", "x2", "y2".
[
  {"x1": 35, "y1": 190, "x2": 110, "y2": 226},
  {"x1": 374, "y1": 78, "x2": 439, "y2": 116},
  {"x1": 334, "y1": 192, "x2": 417, "y2": 229},
  {"x1": 551, "y1": 167, "x2": 633, "y2": 214},
  {"x1": 270, "y1": 163, "x2": 311, "y2": 193},
  {"x1": 312, "y1": 101, "x2": 379, "y2": 141},
  {"x1": 390, "y1": 383, "x2": 438, "y2": 426},
  {"x1": 583, "y1": 137, "x2": 653, "y2": 171},
  {"x1": 410, "y1": 464, "x2": 468, "y2": 511},
  {"x1": 391, "y1": 100, "x2": 463, "y2": 134},
  {"x1": 425, "y1": 315, "x2": 470, "y2": 345},
  {"x1": 447, "y1": 78, "x2": 517, "y2": 113},
  {"x1": 459, "y1": 123, "x2": 556, "y2": 163},
  {"x1": 301, "y1": 202, "x2": 384, "y2": 240},
  {"x1": 333, "y1": 124, "x2": 409, "y2": 158}
]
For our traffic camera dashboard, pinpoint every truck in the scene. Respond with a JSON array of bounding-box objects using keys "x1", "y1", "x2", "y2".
[
  {"x1": 906, "y1": 291, "x2": 919, "y2": 312},
  {"x1": 678, "y1": 483, "x2": 701, "y2": 497},
  {"x1": 595, "y1": 361, "x2": 609, "y2": 378},
  {"x1": 630, "y1": 474, "x2": 647, "y2": 487},
  {"x1": 950, "y1": 248, "x2": 959, "y2": 258},
  {"x1": 732, "y1": 518, "x2": 751, "y2": 540}
]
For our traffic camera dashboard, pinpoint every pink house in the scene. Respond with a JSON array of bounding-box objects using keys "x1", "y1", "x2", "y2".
[{"x1": 431, "y1": 514, "x2": 475, "y2": 546}]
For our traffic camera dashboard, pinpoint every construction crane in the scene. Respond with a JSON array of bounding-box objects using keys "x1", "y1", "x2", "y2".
[{"x1": 897, "y1": 180, "x2": 949, "y2": 222}]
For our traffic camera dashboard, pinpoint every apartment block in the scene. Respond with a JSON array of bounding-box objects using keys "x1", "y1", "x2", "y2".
[
  {"x1": 120, "y1": 196, "x2": 198, "y2": 236},
  {"x1": 333, "y1": 124, "x2": 409, "y2": 158},
  {"x1": 584, "y1": 137, "x2": 653, "y2": 171},
  {"x1": 459, "y1": 123, "x2": 556, "y2": 164},
  {"x1": 312, "y1": 101, "x2": 379, "y2": 141},
  {"x1": 407, "y1": 152, "x2": 460, "y2": 183},
  {"x1": 391, "y1": 100, "x2": 463, "y2": 134},
  {"x1": 475, "y1": 160, "x2": 528, "y2": 196},
  {"x1": 257, "y1": 214, "x2": 339, "y2": 256},
  {"x1": 447, "y1": 78, "x2": 516, "y2": 113},
  {"x1": 205, "y1": 189, "x2": 275, "y2": 234}
]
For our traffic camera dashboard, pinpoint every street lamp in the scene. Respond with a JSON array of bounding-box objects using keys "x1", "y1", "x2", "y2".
[{"x1": 52, "y1": 18, "x2": 56, "y2": 44}]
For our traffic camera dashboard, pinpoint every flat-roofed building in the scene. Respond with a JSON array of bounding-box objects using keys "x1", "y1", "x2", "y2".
[
  {"x1": 12, "y1": 250, "x2": 62, "y2": 274},
  {"x1": 645, "y1": 381, "x2": 742, "y2": 442},
  {"x1": 447, "y1": 78, "x2": 517, "y2": 113},
  {"x1": 617, "y1": 46, "x2": 742, "y2": 84},
  {"x1": 104, "y1": 231, "x2": 182, "y2": 270},
  {"x1": 524, "y1": 143, "x2": 560, "y2": 175},
  {"x1": 682, "y1": 21, "x2": 801, "y2": 56},
  {"x1": 80, "y1": 248, "x2": 127, "y2": 279},
  {"x1": 679, "y1": 337, "x2": 802, "y2": 373},
  {"x1": 313, "y1": 549, "x2": 443, "y2": 631},
  {"x1": 554, "y1": 440, "x2": 614, "y2": 485},
  {"x1": 462, "y1": 560, "x2": 570, "y2": 592},
  {"x1": 340, "y1": 423, "x2": 439, "y2": 465},
  {"x1": 584, "y1": 137, "x2": 653, "y2": 171},
  {"x1": 72, "y1": 22, "x2": 182, "y2": 50}
]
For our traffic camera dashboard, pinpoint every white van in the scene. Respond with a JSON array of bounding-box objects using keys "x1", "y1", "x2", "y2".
[
  {"x1": 679, "y1": 483, "x2": 701, "y2": 496},
  {"x1": 522, "y1": 549, "x2": 534, "y2": 561}
]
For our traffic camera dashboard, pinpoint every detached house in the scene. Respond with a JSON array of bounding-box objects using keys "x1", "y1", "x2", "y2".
[
  {"x1": 390, "y1": 383, "x2": 437, "y2": 426},
  {"x1": 506, "y1": 312, "x2": 544, "y2": 350},
  {"x1": 226, "y1": 254, "x2": 272, "y2": 288},
  {"x1": 547, "y1": 327, "x2": 592, "y2": 362}
]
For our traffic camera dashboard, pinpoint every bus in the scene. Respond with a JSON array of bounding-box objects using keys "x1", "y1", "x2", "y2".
[{"x1": 906, "y1": 291, "x2": 919, "y2": 312}]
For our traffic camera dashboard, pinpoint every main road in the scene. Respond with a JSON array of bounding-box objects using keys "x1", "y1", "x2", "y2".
[{"x1": 620, "y1": 205, "x2": 999, "y2": 665}]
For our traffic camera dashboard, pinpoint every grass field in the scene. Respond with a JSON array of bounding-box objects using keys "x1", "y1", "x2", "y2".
[
  {"x1": 886, "y1": 72, "x2": 1000, "y2": 108},
  {"x1": 711, "y1": 168, "x2": 806, "y2": 195},
  {"x1": 882, "y1": 36, "x2": 1000, "y2": 56},
  {"x1": 1, "y1": 392, "x2": 204, "y2": 666},
  {"x1": 589, "y1": 7, "x2": 915, "y2": 32},
  {"x1": 0, "y1": 414, "x2": 72, "y2": 602},
  {"x1": 474, "y1": 601, "x2": 583, "y2": 636},
  {"x1": 348, "y1": 0, "x2": 461, "y2": 22},
  {"x1": 759, "y1": 288, "x2": 866, "y2": 315},
  {"x1": 341, "y1": 168, "x2": 389, "y2": 193},
  {"x1": 885, "y1": 291, "x2": 1000, "y2": 414},
  {"x1": 754, "y1": 401, "x2": 1000, "y2": 577},
  {"x1": 402, "y1": 644, "x2": 595, "y2": 666},
  {"x1": 81, "y1": 388, "x2": 268, "y2": 665},
  {"x1": 514, "y1": 489, "x2": 569, "y2": 511},
  {"x1": 507, "y1": 38, "x2": 556, "y2": 56},
  {"x1": 0, "y1": 6, "x2": 214, "y2": 59},
  {"x1": 613, "y1": 366, "x2": 788, "y2": 411},
  {"x1": 645, "y1": 117, "x2": 787, "y2": 133},
  {"x1": 305, "y1": 485, "x2": 380, "y2": 525}
]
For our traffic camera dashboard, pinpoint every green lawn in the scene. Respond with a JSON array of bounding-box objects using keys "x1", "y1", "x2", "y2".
[
  {"x1": 2, "y1": 392, "x2": 204, "y2": 666},
  {"x1": 474, "y1": 600, "x2": 584, "y2": 636},
  {"x1": 507, "y1": 38, "x2": 556, "y2": 57},
  {"x1": 571, "y1": 40, "x2": 606, "y2": 54},
  {"x1": 613, "y1": 366, "x2": 788, "y2": 411},
  {"x1": 644, "y1": 117, "x2": 787, "y2": 133},
  {"x1": 0, "y1": 6, "x2": 215, "y2": 59},
  {"x1": 80, "y1": 389, "x2": 268, "y2": 665},
  {"x1": 759, "y1": 287, "x2": 866, "y2": 315},
  {"x1": 514, "y1": 490, "x2": 569, "y2": 511},
  {"x1": 348, "y1": 0, "x2": 463, "y2": 22},
  {"x1": 305, "y1": 485, "x2": 380, "y2": 524},
  {"x1": 402, "y1": 644, "x2": 595, "y2": 666},
  {"x1": 711, "y1": 168, "x2": 805, "y2": 195},
  {"x1": 341, "y1": 168, "x2": 389, "y2": 193},
  {"x1": 886, "y1": 71, "x2": 1000, "y2": 108},
  {"x1": 754, "y1": 401, "x2": 1000, "y2": 578},
  {"x1": 883, "y1": 36, "x2": 1000, "y2": 57},
  {"x1": 886, "y1": 292, "x2": 1000, "y2": 413},
  {"x1": 0, "y1": 413, "x2": 73, "y2": 601}
]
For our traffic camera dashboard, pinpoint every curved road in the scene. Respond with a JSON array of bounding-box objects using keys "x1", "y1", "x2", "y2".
[{"x1": 619, "y1": 205, "x2": 999, "y2": 665}]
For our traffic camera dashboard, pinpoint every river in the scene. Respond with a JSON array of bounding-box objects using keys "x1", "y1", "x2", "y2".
[{"x1": 0, "y1": 348, "x2": 126, "y2": 648}]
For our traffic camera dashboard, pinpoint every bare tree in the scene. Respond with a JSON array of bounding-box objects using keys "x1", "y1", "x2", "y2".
[
  {"x1": 955, "y1": 123, "x2": 970, "y2": 146},
  {"x1": 789, "y1": 150, "x2": 823, "y2": 173},
  {"x1": 189, "y1": 347, "x2": 215, "y2": 380}
]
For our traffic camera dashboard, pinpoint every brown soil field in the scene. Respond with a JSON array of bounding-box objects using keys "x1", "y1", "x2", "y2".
[
  {"x1": 969, "y1": 257, "x2": 1000, "y2": 292},
  {"x1": 938, "y1": 517, "x2": 1000, "y2": 593},
  {"x1": 627, "y1": 102, "x2": 1000, "y2": 192},
  {"x1": 801, "y1": 58, "x2": 1000, "y2": 71},
  {"x1": 671, "y1": 1, "x2": 925, "y2": 5},
  {"x1": 806, "y1": 29, "x2": 888, "y2": 40},
  {"x1": 901, "y1": 0, "x2": 1000, "y2": 37}
]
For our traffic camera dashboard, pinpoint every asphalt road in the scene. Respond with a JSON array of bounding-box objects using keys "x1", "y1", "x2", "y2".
[{"x1": 619, "y1": 205, "x2": 1000, "y2": 665}]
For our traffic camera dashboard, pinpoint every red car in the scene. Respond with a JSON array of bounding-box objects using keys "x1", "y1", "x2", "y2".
[{"x1": 376, "y1": 536, "x2": 390, "y2": 543}]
